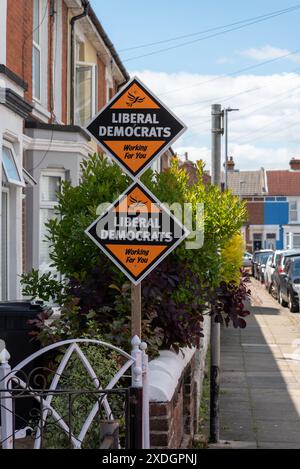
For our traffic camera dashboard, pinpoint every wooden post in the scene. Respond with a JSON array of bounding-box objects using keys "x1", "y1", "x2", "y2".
[{"x1": 131, "y1": 283, "x2": 142, "y2": 338}]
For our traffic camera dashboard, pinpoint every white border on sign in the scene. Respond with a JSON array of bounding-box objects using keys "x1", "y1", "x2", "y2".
[
  {"x1": 84, "y1": 76, "x2": 187, "y2": 179},
  {"x1": 84, "y1": 180, "x2": 190, "y2": 285}
]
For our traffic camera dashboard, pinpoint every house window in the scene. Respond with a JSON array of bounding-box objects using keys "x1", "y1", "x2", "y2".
[
  {"x1": 253, "y1": 233, "x2": 262, "y2": 251},
  {"x1": 293, "y1": 234, "x2": 300, "y2": 249},
  {"x1": 33, "y1": 0, "x2": 41, "y2": 101},
  {"x1": 289, "y1": 201, "x2": 298, "y2": 222},
  {"x1": 1, "y1": 188, "x2": 9, "y2": 300},
  {"x1": 39, "y1": 172, "x2": 64, "y2": 273},
  {"x1": 75, "y1": 63, "x2": 96, "y2": 127},
  {"x1": 266, "y1": 233, "x2": 276, "y2": 250},
  {"x1": 2, "y1": 146, "x2": 24, "y2": 186}
]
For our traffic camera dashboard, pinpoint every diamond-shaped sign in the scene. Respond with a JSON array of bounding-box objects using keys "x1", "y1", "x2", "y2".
[
  {"x1": 85, "y1": 76, "x2": 187, "y2": 178},
  {"x1": 85, "y1": 181, "x2": 189, "y2": 285}
]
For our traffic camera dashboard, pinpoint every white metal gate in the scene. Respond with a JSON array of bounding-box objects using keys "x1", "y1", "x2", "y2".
[{"x1": 0, "y1": 335, "x2": 149, "y2": 449}]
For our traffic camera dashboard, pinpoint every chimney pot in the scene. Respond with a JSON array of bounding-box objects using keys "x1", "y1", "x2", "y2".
[
  {"x1": 225, "y1": 156, "x2": 235, "y2": 171},
  {"x1": 290, "y1": 158, "x2": 300, "y2": 170}
]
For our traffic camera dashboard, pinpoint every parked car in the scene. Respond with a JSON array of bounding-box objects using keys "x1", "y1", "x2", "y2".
[
  {"x1": 264, "y1": 250, "x2": 284, "y2": 293},
  {"x1": 257, "y1": 251, "x2": 274, "y2": 283},
  {"x1": 273, "y1": 249, "x2": 300, "y2": 302},
  {"x1": 251, "y1": 250, "x2": 273, "y2": 279},
  {"x1": 277, "y1": 256, "x2": 300, "y2": 312},
  {"x1": 243, "y1": 252, "x2": 253, "y2": 268}
]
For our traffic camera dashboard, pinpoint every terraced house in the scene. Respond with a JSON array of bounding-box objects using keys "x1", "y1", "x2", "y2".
[
  {"x1": 0, "y1": 0, "x2": 172, "y2": 302},
  {"x1": 225, "y1": 157, "x2": 300, "y2": 252}
]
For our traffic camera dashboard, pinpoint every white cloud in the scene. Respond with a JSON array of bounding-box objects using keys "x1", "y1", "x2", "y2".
[
  {"x1": 216, "y1": 56, "x2": 234, "y2": 65},
  {"x1": 239, "y1": 45, "x2": 300, "y2": 63},
  {"x1": 130, "y1": 69, "x2": 300, "y2": 171}
]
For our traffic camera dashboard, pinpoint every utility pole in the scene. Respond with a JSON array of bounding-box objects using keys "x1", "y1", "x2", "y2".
[
  {"x1": 224, "y1": 107, "x2": 239, "y2": 189},
  {"x1": 210, "y1": 104, "x2": 223, "y2": 443}
]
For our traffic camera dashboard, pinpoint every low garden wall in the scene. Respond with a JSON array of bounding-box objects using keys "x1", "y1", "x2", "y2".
[{"x1": 148, "y1": 315, "x2": 210, "y2": 449}]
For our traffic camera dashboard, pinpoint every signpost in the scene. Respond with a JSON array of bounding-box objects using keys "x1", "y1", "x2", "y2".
[
  {"x1": 85, "y1": 77, "x2": 186, "y2": 178},
  {"x1": 85, "y1": 76, "x2": 187, "y2": 337},
  {"x1": 85, "y1": 181, "x2": 189, "y2": 285}
]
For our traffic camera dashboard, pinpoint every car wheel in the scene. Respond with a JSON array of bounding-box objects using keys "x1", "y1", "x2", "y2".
[
  {"x1": 279, "y1": 289, "x2": 288, "y2": 307},
  {"x1": 277, "y1": 288, "x2": 281, "y2": 303},
  {"x1": 288, "y1": 292, "x2": 299, "y2": 313},
  {"x1": 270, "y1": 283, "x2": 277, "y2": 299}
]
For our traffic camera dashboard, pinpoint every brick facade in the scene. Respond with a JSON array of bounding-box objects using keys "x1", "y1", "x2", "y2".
[
  {"x1": 6, "y1": 0, "x2": 33, "y2": 100},
  {"x1": 97, "y1": 56, "x2": 106, "y2": 110},
  {"x1": 245, "y1": 201, "x2": 264, "y2": 225},
  {"x1": 149, "y1": 355, "x2": 197, "y2": 449}
]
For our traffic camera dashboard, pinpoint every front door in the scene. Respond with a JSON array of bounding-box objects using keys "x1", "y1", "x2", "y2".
[{"x1": 253, "y1": 240, "x2": 262, "y2": 251}]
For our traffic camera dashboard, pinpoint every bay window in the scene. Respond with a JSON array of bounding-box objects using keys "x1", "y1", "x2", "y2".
[
  {"x1": 39, "y1": 171, "x2": 64, "y2": 274},
  {"x1": 2, "y1": 145, "x2": 24, "y2": 186},
  {"x1": 1, "y1": 143, "x2": 24, "y2": 300}
]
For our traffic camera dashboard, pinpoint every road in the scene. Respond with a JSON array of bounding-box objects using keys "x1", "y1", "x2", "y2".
[{"x1": 216, "y1": 278, "x2": 300, "y2": 449}]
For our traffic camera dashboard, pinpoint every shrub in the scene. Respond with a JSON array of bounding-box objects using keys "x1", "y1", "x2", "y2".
[
  {"x1": 220, "y1": 233, "x2": 245, "y2": 284},
  {"x1": 22, "y1": 154, "x2": 250, "y2": 356}
]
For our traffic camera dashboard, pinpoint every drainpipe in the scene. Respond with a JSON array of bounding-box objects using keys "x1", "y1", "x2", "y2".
[{"x1": 70, "y1": 1, "x2": 90, "y2": 126}]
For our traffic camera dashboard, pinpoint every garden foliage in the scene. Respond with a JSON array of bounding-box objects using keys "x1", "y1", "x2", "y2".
[{"x1": 21, "y1": 154, "x2": 250, "y2": 356}]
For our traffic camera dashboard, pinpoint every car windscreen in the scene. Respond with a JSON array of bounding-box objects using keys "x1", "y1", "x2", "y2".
[
  {"x1": 293, "y1": 259, "x2": 300, "y2": 277},
  {"x1": 259, "y1": 253, "x2": 271, "y2": 264}
]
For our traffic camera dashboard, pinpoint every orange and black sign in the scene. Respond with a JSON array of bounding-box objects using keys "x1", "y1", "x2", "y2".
[
  {"x1": 86, "y1": 77, "x2": 187, "y2": 178},
  {"x1": 85, "y1": 182, "x2": 189, "y2": 284}
]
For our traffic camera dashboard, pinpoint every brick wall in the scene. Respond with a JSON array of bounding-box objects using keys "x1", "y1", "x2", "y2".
[
  {"x1": 97, "y1": 56, "x2": 106, "y2": 110},
  {"x1": 245, "y1": 201, "x2": 264, "y2": 225},
  {"x1": 148, "y1": 315, "x2": 210, "y2": 449},
  {"x1": 149, "y1": 355, "x2": 197, "y2": 449},
  {"x1": 6, "y1": 0, "x2": 33, "y2": 100}
]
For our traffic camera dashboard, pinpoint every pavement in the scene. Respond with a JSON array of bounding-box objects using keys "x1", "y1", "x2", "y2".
[{"x1": 216, "y1": 278, "x2": 300, "y2": 449}]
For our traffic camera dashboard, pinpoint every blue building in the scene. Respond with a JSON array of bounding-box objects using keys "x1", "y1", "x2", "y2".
[{"x1": 225, "y1": 157, "x2": 300, "y2": 252}]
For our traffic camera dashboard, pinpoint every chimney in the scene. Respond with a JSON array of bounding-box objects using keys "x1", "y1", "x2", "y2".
[
  {"x1": 184, "y1": 152, "x2": 189, "y2": 162},
  {"x1": 289, "y1": 157, "x2": 300, "y2": 171},
  {"x1": 225, "y1": 156, "x2": 235, "y2": 171}
]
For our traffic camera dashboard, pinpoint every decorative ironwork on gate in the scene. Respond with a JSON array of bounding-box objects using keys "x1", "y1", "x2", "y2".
[{"x1": 0, "y1": 337, "x2": 149, "y2": 449}]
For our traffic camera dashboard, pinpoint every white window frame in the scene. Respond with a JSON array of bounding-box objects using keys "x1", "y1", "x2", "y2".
[
  {"x1": 32, "y1": 0, "x2": 42, "y2": 103},
  {"x1": 289, "y1": 200, "x2": 298, "y2": 223},
  {"x1": 1, "y1": 186, "x2": 10, "y2": 301},
  {"x1": 39, "y1": 170, "x2": 65, "y2": 272},
  {"x1": 75, "y1": 62, "x2": 97, "y2": 126},
  {"x1": 293, "y1": 233, "x2": 300, "y2": 249},
  {"x1": 2, "y1": 143, "x2": 25, "y2": 187}
]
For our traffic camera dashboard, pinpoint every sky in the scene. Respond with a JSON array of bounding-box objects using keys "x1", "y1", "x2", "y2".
[{"x1": 90, "y1": 0, "x2": 300, "y2": 171}]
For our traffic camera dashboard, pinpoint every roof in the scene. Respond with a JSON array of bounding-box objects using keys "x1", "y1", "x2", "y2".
[
  {"x1": 79, "y1": 1, "x2": 129, "y2": 83},
  {"x1": 180, "y1": 160, "x2": 211, "y2": 186},
  {"x1": 222, "y1": 169, "x2": 266, "y2": 196},
  {"x1": 266, "y1": 170, "x2": 300, "y2": 196}
]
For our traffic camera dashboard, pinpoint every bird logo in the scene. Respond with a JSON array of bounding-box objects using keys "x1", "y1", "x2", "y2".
[
  {"x1": 126, "y1": 91, "x2": 145, "y2": 108},
  {"x1": 129, "y1": 195, "x2": 147, "y2": 208}
]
